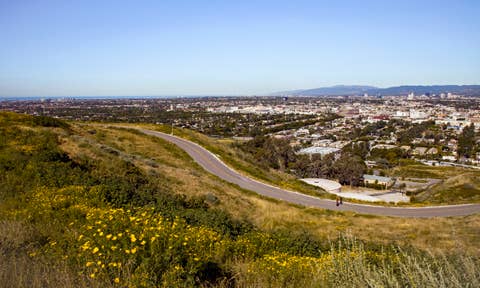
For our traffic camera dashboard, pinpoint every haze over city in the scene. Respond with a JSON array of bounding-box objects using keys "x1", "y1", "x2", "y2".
[{"x1": 1, "y1": 0, "x2": 479, "y2": 97}]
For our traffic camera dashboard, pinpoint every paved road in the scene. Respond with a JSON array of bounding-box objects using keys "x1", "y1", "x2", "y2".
[{"x1": 140, "y1": 129, "x2": 480, "y2": 218}]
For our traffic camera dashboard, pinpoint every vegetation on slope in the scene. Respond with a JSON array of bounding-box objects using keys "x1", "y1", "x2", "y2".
[
  {"x1": 1, "y1": 112, "x2": 480, "y2": 287},
  {"x1": 143, "y1": 124, "x2": 480, "y2": 204},
  {"x1": 140, "y1": 123, "x2": 332, "y2": 198},
  {"x1": 391, "y1": 160, "x2": 480, "y2": 203}
]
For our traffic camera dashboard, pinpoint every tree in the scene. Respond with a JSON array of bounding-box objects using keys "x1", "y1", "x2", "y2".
[
  {"x1": 458, "y1": 123, "x2": 476, "y2": 159},
  {"x1": 342, "y1": 141, "x2": 369, "y2": 160},
  {"x1": 240, "y1": 136, "x2": 296, "y2": 171},
  {"x1": 333, "y1": 153, "x2": 366, "y2": 186}
]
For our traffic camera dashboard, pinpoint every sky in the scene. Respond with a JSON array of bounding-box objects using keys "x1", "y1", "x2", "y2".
[{"x1": 0, "y1": 0, "x2": 479, "y2": 97}]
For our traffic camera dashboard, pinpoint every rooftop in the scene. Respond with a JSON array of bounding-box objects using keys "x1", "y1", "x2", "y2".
[
  {"x1": 297, "y1": 146, "x2": 340, "y2": 155},
  {"x1": 363, "y1": 174, "x2": 392, "y2": 182}
]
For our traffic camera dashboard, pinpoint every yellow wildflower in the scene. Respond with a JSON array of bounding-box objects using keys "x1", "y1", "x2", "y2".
[
  {"x1": 92, "y1": 247, "x2": 99, "y2": 254},
  {"x1": 130, "y1": 234, "x2": 137, "y2": 243},
  {"x1": 114, "y1": 278, "x2": 120, "y2": 283},
  {"x1": 131, "y1": 247, "x2": 137, "y2": 254}
]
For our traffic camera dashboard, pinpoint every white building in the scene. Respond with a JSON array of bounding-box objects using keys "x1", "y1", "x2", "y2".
[
  {"x1": 297, "y1": 146, "x2": 340, "y2": 158},
  {"x1": 409, "y1": 109, "x2": 428, "y2": 120}
]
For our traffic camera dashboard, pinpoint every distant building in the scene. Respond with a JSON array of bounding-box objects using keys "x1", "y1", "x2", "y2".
[
  {"x1": 363, "y1": 174, "x2": 395, "y2": 189},
  {"x1": 371, "y1": 144, "x2": 398, "y2": 150},
  {"x1": 313, "y1": 139, "x2": 333, "y2": 147},
  {"x1": 412, "y1": 147, "x2": 428, "y2": 156},
  {"x1": 442, "y1": 155, "x2": 456, "y2": 162},
  {"x1": 297, "y1": 146, "x2": 340, "y2": 158},
  {"x1": 426, "y1": 147, "x2": 438, "y2": 155},
  {"x1": 394, "y1": 111, "x2": 409, "y2": 119},
  {"x1": 294, "y1": 128, "x2": 310, "y2": 137},
  {"x1": 409, "y1": 109, "x2": 428, "y2": 120}
]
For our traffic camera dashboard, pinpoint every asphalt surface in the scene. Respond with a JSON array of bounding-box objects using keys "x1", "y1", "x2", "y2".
[{"x1": 140, "y1": 129, "x2": 480, "y2": 218}]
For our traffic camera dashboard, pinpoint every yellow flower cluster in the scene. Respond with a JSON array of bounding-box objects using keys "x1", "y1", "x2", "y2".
[
  {"x1": 247, "y1": 252, "x2": 334, "y2": 276},
  {"x1": 74, "y1": 207, "x2": 224, "y2": 285}
]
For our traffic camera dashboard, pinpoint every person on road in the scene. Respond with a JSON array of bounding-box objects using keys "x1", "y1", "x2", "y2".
[
  {"x1": 336, "y1": 196, "x2": 340, "y2": 206},
  {"x1": 340, "y1": 197, "x2": 343, "y2": 205}
]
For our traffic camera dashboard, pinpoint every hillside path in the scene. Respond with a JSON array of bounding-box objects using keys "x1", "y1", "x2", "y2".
[{"x1": 139, "y1": 128, "x2": 480, "y2": 218}]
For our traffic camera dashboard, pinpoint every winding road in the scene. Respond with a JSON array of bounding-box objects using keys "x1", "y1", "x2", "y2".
[{"x1": 140, "y1": 129, "x2": 480, "y2": 218}]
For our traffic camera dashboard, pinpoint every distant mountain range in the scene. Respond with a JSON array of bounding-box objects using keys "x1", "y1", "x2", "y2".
[{"x1": 271, "y1": 85, "x2": 480, "y2": 96}]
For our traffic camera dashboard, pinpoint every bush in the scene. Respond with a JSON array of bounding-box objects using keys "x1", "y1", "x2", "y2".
[{"x1": 32, "y1": 115, "x2": 70, "y2": 128}]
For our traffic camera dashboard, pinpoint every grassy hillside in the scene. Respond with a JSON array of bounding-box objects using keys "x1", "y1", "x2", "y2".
[
  {"x1": 134, "y1": 124, "x2": 480, "y2": 205},
  {"x1": 136, "y1": 123, "x2": 333, "y2": 198},
  {"x1": 413, "y1": 174, "x2": 480, "y2": 203},
  {"x1": 392, "y1": 161, "x2": 480, "y2": 204},
  {"x1": 1, "y1": 112, "x2": 480, "y2": 287}
]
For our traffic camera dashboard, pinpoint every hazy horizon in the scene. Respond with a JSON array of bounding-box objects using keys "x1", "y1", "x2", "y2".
[{"x1": 1, "y1": 0, "x2": 479, "y2": 97}]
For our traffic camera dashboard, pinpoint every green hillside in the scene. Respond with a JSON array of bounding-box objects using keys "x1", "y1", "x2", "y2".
[
  {"x1": 392, "y1": 162, "x2": 480, "y2": 203},
  {"x1": 142, "y1": 123, "x2": 480, "y2": 205},
  {"x1": 1, "y1": 112, "x2": 479, "y2": 287}
]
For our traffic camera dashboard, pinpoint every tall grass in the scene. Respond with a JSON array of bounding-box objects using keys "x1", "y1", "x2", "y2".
[
  {"x1": 0, "y1": 220, "x2": 111, "y2": 288},
  {"x1": 235, "y1": 238, "x2": 480, "y2": 288}
]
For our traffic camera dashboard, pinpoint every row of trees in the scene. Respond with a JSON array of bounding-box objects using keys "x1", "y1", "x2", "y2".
[{"x1": 292, "y1": 153, "x2": 366, "y2": 186}]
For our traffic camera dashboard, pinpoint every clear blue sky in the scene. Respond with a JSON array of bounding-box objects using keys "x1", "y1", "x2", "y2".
[{"x1": 1, "y1": 0, "x2": 479, "y2": 96}]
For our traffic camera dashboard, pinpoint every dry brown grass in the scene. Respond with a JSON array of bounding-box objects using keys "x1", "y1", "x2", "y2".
[
  {"x1": 0, "y1": 220, "x2": 111, "y2": 288},
  {"x1": 246, "y1": 198, "x2": 480, "y2": 255},
  {"x1": 0, "y1": 253, "x2": 111, "y2": 288}
]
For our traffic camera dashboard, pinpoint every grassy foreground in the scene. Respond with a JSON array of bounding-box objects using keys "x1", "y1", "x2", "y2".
[{"x1": 1, "y1": 112, "x2": 480, "y2": 287}]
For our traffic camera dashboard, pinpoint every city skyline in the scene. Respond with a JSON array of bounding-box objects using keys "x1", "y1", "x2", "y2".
[{"x1": 1, "y1": 0, "x2": 479, "y2": 97}]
